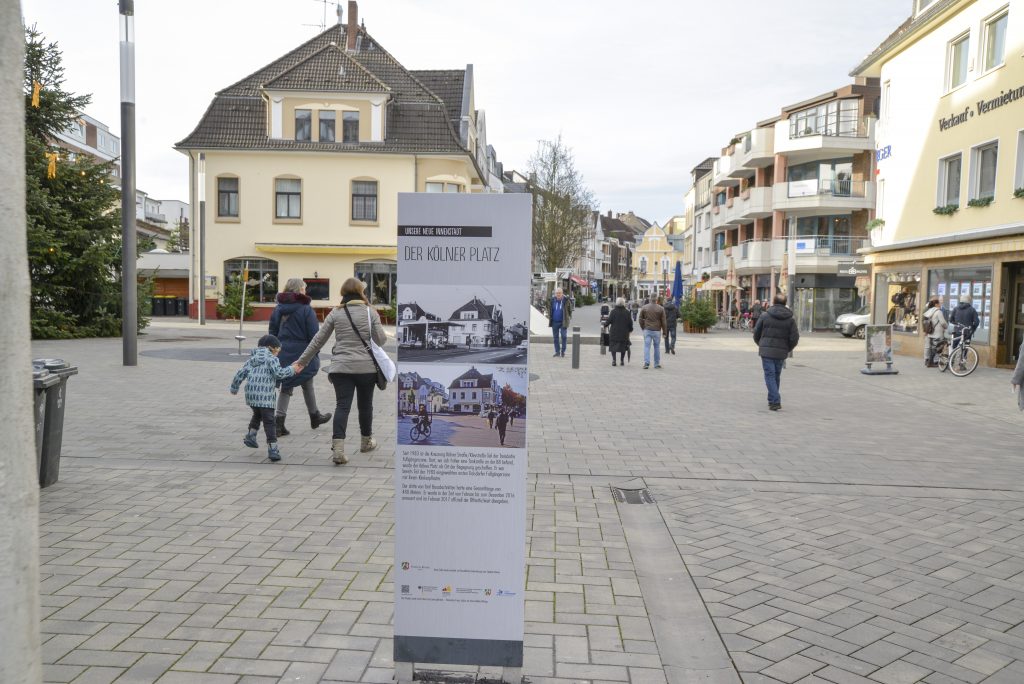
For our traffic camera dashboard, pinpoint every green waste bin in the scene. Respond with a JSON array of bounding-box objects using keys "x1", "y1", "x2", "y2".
[
  {"x1": 32, "y1": 367, "x2": 59, "y2": 481},
  {"x1": 34, "y1": 358, "x2": 79, "y2": 488}
]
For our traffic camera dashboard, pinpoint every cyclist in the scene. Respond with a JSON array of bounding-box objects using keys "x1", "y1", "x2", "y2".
[
  {"x1": 949, "y1": 295, "x2": 980, "y2": 345},
  {"x1": 414, "y1": 404, "x2": 431, "y2": 430}
]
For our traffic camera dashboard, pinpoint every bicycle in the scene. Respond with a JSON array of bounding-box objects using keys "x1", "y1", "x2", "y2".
[
  {"x1": 409, "y1": 417, "x2": 432, "y2": 442},
  {"x1": 936, "y1": 324, "x2": 979, "y2": 377}
]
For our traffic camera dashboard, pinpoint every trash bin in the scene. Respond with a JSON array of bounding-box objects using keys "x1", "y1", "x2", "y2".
[
  {"x1": 150, "y1": 296, "x2": 162, "y2": 317},
  {"x1": 158, "y1": 296, "x2": 172, "y2": 316},
  {"x1": 32, "y1": 367, "x2": 58, "y2": 481},
  {"x1": 175, "y1": 297, "x2": 187, "y2": 316},
  {"x1": 34, "y1": 358, "x2": 79, "y2": 488}
]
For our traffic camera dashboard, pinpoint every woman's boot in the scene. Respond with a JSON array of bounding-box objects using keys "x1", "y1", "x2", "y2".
[
  {"x1": 310, "y1": 412, "x2": 332, "y2": 429},
  {"x1": 360, "y1": 435, "x2": 378, "y2": 453},
  {"x1": 331, "y1": 439, "x2": 347, "y2": 465},
  {"x1": 275, "y1": 415, "x2": 290, "y2": 437}
]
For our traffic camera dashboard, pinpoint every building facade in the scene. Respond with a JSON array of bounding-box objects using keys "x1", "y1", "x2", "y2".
[
  {"x1": 855, "y1": 0, "x2": 1024, "y2": 367},
  {"x1": 698, "y1": 81, "x2": 878, "y2": 329},
  {"x1": 632, "y1": 223, "x2": 674, "y2": 301},
  {"x1": 448, "y1": 367, "x2": 497, "y2": 414},
  {"x1": 176, "y1": 2, "x2": 502, "y2": 320}
]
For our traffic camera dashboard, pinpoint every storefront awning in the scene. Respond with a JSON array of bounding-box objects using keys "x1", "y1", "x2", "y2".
[{"x1": 569, "y1": 275, "x2": 588, "y2": 287}]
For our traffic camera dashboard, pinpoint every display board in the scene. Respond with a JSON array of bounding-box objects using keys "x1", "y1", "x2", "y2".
[{"x1": 394, "y1": 193, "x2": 532, "y2": 668}]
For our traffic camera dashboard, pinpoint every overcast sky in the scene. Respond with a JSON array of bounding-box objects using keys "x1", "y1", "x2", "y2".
[{"x1": 21, "y1": 0, "x2": 910, "y2": 224}]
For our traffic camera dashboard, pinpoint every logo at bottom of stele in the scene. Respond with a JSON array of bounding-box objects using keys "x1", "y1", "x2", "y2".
[{"x1": 442, "y1": 585, "x2": 452, "y2": 595}]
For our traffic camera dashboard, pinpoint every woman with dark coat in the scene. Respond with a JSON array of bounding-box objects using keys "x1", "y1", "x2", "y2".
[
  {"x1": 606, "y1": 297, "x2": 634, "y2": 367},
  {"x1": 269, "y1": 278, "x2": 331, "y2": 436}
]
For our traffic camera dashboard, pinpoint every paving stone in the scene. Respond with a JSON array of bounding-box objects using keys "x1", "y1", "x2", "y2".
[{"x1": 868, "y1": 660, "x2": 932, "y2": 684}]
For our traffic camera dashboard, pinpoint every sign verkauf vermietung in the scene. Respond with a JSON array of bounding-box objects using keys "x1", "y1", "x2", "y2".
[{"x1": 394, "y1": 193, "x2": 532, "y2": 675}]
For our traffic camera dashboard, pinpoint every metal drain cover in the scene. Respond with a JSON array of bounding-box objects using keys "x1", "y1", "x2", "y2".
[{"x1": 611, "y1": 487, "x2": 656, "y2": 504}]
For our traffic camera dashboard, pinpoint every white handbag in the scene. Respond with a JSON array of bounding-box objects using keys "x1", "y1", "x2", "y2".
[{"x1": 367, "y1": 307, "x2": 397, "y2": 382}]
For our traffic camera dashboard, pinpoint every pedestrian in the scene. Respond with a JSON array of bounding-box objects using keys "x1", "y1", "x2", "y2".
[
  {"x1": 548, "y1": 287, "x2": 573, "y2": 358},
  {"x1": 638, "y1": 295, "x2": 668, "y2": 369},
  {"x1": 487, "y1": 407, "x2": 496, "y2": 429},
  {"x1": 297, "y1": 278, "x2": 388, "y2": 465},
  {"x1": 949, "y1": 294, "x2": 980, "y2": 343},
  {"x1": 269, "y1": 278, "x2": 332, "y2": 437},
  {"x1": 630, "y1": 300, "x2": 639, "y2": 322},
  {"x1": 606, "y1": 297, "x2": 633, "y2": 367},
  {"x1": 664, "y1": 297, "x2": 680, "y2": 355},
  {"x1": 496, "y1": 409, "x2": 509, "y2": 446},
  {"x1": 1012, "y1": 338, "x2": 1024, "y2": 412},
  {"x1": 750, "y1": 299, "x2": 763, "y2": 330},
  {"x1": 753, "y1": 293, "x2": 800, "y2": 411},
  {"x1": 230, "y1": 334, "x2": 302, "y2": 462},
  {"x1": 922, "y1": 296, "x2": 948, "y2": 368}
]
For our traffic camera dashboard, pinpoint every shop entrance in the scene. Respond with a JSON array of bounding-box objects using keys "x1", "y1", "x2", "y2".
[{"x1": 1004, "y1": 262, "x2": 1024, "y2": 365}]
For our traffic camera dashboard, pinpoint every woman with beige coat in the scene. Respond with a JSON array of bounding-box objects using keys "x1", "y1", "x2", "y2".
[{"x1": 298, "y1": 278, "x2": 387, "y2": 465}]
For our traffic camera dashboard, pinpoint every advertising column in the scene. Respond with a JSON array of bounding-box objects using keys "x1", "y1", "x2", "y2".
[{"x1": 394, "y1": 193, "x2": 532, "y2": 669}]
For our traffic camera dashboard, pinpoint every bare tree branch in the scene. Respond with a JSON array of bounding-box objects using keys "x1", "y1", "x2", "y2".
[{"x1": 526, "y1": 135, "x2": 596, "y2": 273}]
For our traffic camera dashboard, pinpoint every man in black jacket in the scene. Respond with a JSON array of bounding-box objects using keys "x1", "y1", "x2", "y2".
[
  {"x1": 949, "y1": 295, "x2": 980, "y2": 342},
  {"x1": 664, "y1": 298, "x2": 680, "y2": 354},
  {"x1": 753, "y1": 294, "x2": 800, "y2": 411}
]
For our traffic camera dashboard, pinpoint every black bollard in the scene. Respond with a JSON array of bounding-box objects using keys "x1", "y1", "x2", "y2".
[{"x1": 572, "y1": 326, "x2": 581, "y2": 369}]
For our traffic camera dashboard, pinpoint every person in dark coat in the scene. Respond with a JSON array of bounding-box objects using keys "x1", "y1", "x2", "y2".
[
  {"x1": 269, "y1": 278, "x2": 331, "y2": 436},
  {"x1": 606, "y1": 297, "x2": 634, "y2": 367},
  {"x1": 750, "y1": 300, "x2": 763, "y2": 330},
  {"x1": 752, "y1": 293, "x2": 800, "y2": 411},
  {"x1": 949, "y1": 295, "x2": 981, "y2": 343},
  {"x1": 664, "y1": 298, "x2": 680, "y2": 355}
]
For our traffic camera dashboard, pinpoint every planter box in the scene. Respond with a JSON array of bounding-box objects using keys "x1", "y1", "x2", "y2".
[{"x1": 683, "y1": 322, "x2": 709, "y2": 334}]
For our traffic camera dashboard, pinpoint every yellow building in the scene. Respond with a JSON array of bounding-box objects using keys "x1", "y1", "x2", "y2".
[
  {"x1": 632, "y1": 224, "x2": 675, "y2": 300},
  {"x1": 176, "y1": 2, "x2": 499, "y2": 320},
  {"x1": 854, "y1": 0, "x2": 1024, "y2": 366}
]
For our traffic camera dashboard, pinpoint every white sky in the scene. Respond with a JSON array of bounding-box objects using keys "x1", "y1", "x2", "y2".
[{"x1": 20, "y1": 0, "x2": 911, "y2": 224}]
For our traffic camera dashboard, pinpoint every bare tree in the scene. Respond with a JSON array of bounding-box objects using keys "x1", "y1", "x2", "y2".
[{"x1": 527, "y1": 135, "x2": 596, "y2": 273}]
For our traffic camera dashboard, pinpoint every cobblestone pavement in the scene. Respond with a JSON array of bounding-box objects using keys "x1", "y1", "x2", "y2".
[{"x1": 31, "y1": 325, "x2": 1024, "y2": 684}]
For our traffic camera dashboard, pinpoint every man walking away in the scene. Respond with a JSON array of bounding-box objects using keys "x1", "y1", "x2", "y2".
[
  {"x1": 548, "y1": 287, "x2": 572, "y2": 357},
  {"x1": 664, "y1": 298, "x2": 680, "y2": 354},
  {"x1": 753, "y1": 294, "x2": 800, "y2": 411},
  {"x1": 750, "y1": 299, "x2": 763, "y2": 331},
  {"x1": 639, "y1": 296, "x2": 668, "y2": 369},
  {"x1": 950, "y1": 294, "x2": 980, "y2": 343}
]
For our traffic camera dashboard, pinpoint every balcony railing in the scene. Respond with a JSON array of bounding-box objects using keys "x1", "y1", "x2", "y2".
[
  {"x1": 793, "y1": 234, "x2": 869, "y2": 257},
  {"x1": 789, "y1": 112, "x2": 868, "y2": 139},
  {"x1": 787, "y1": 179, "x2": 866, "y2": 199}
]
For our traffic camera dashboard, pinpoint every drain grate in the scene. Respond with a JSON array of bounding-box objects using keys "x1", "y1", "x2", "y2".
[{"x1": 611, "y1": 487, "x2": 656, "y2": 504}]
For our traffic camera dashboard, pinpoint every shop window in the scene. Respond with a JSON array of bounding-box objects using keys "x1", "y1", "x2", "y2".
[
  {"x1": 927, "y1": 266, "x2": 993, "y2": 343},
  {"x1": 275, "y1": 178, "x2": 301, "y2": 219},
  {"x1": 295, "y1": 109, "x2": 312, "y2": 142},
  {"x1": 970, "y1": 142, "x2": 998, "y2": 200},
  {"x1": 938, "y1": 153, "x2": 962, "y2": 207},
  {"x1": 875, "y1": 272, "x2": 920, "y2": 334},
  {"x1": 224, "y1": 257, "x2": 278, "y2": 304},
  {"x1": 947, "y1": 33, "x2": 970, "y2": 91},
  {"x1": 983, "y1": 10, "x2": 1008, "y2": 72},
  {"x1": 217, "y1": 177, "x2": 239, "y2": 218},
  {"x1": 425, "y1": 182, "x2": 463, "y2": 193},
  {"x1": 304, "y1": 278, "x2": 330, "y2": 301},
  {"x1": 352, "y1": 180, "x2": 378, "y2": 222},
  {"x1": 319, "y1": 111, "x2": 336, "y2": 142},
  {"x1": 355, "y1": 260, "x2": 396, "y2": 305},
  {"x1": 343, "y1": 111, "x2": 359, "y2": 143}
]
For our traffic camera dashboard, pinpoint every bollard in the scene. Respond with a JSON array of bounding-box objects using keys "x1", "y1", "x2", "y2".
[
  {"x1": 600, "y1": 327, "x2": 607, "y2": 355},
  {"x1": 571, "y1": 326, "x2": 581, "y2": 369}
]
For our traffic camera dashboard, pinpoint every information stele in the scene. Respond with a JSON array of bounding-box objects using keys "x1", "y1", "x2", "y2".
[{"x1": 394, "y1": 193, "x2": 532, "y2": 668}]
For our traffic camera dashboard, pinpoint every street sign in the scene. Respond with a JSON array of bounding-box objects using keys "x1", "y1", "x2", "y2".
[{"x1": 838, "y1": 262, "x2": 869, "y2": 277}]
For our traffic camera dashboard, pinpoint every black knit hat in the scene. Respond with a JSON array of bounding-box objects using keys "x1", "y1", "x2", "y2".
[{"x1": 258, "y1": 334, "x2": 282, "y2": 348}]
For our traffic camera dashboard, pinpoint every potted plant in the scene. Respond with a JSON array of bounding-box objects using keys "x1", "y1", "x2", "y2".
[
  {"x1": 680, "y1": 296, "x2": 716, "y2": 334},
  {"x1": 967, "y1": 196, "x2": 994, "y2": 208},
  {"x1": 1015, "y1": 188, "x2": 1024, "y2": 199},
  {"x1": 933, "y1": 204, "x2": 958, "y2": 216}
]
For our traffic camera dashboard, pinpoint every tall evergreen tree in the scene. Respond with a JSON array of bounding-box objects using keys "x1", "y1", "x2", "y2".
[{"x1": 24, "y1": 26, "x2": 133, "y2": 338}]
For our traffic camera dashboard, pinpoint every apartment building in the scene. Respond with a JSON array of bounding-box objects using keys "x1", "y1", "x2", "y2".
[
  {"x1": 176, "y1": 2, "x2": 503, "y2": 320},
  {"x1": 703, "y1": 82, "x2": 879, "y2": 329},
  {"x1": 854, "y1": 0, "x2": 1024, "y2": 367},
  {"x1": 687, "y1": 158, "x2": 715, "y2": 286},
  {"x1": 632, "y1": 223, "x2": 674, "y2": 301}
]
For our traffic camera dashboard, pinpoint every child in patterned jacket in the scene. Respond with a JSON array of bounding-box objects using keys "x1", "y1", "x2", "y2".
[{"x1": 230, "y1": 335, "x2": 304, "y2": 462}]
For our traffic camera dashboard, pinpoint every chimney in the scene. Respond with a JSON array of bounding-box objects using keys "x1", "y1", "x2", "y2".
[
  {"x1": 346, "y1": 1, "x2": 359, "y2": 51},
  {"x1": 336, "y1": 2, "x2": 343, "y2": 25},
  {"x1": 607, "y1": 210, "x2": 612, "y2": 218}
]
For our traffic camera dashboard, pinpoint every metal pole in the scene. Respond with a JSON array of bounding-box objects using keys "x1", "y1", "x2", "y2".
[
  {"x1": 119, "y1": 0, "x2": 137, "y2": 365},
  {"x1": 198, "y1": 152, "x2": 206, "y2": 325},
  {"x1": 236, "y1": 260, "x2": 248, "y2": 355},
  {"x1": 0, "y1": 1, "x2": 42, "y2": 676},
  {"x1": 571, "y1": 326, "x2": 580, "y2": 369}
]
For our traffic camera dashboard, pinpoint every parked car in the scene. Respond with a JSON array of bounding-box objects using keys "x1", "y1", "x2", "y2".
[
  {"x1": 516, "y1": 340, "x2": 528, "y2": 350},
  {"x1": 835, "y1": 305, "x2": 870, "y2": 339}
]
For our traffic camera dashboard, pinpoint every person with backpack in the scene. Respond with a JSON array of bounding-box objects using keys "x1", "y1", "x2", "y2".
[{"x1": 922, "y1": 296, "x2": 948, "y2": 368}]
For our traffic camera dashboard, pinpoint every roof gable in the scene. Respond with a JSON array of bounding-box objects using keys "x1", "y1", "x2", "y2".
[{"x1": 264, "y1": 44, "x2": 389, "y2": 93}]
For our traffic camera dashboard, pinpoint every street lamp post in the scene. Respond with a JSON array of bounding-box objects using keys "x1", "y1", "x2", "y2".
[
  {"x1": 198, "y1": 152, "x2": 206, "y2": 325},
  {"x1": 119, "y1": 0, "x2": 137, "y2": 365}
]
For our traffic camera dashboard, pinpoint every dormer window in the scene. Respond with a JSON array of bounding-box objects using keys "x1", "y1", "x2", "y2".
[
  {"x1": 319, "y1": 111, "x2": 336, "y2": 142},
  {"x1": 917, "y1": 0, "x2": 935, "y2": 13},
  {"x1": 343, "y1": 111, "x2": 359, "y2": 143},
  {"x1": 295, "y1": 109, "x2": 311, "y2": 141}
]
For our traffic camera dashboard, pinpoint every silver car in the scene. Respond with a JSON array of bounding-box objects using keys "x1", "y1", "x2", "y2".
[{"x1": 834, "y1": 305, "x2": 870, "y2": 339}]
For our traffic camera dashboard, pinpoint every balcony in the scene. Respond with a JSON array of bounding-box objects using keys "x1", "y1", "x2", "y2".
[
  {"x1": 729, "y1": 127, "x2": 776, "y2": 178},
  {"x1": 736, "y1": 186, "x2": 773, "y2": 221},
  {"x1": 773, "y1": 116, "x2": 874, "y2": 163},
  {"x1": 732, "y1": 239, "x2": 774, "y2": 271},
  {"x1": 773, "y1": 179, "x2": 875, "y2": 213},
  {"x1": 712, "y1": 155, "x2": 740, "y2": 188}
]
